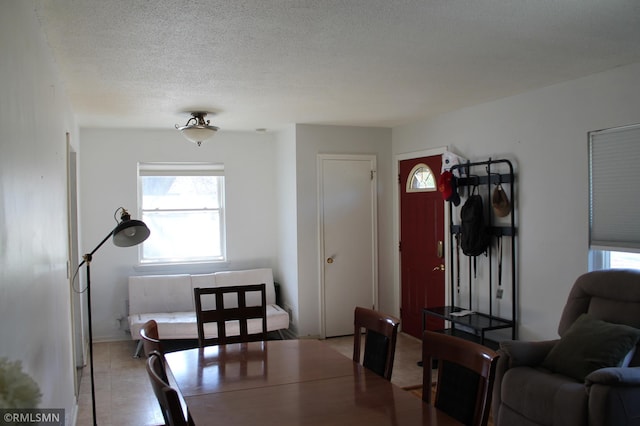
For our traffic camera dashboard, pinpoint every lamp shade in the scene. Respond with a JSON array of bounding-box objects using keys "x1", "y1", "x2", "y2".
[
  {"x1": 179, "y1": 126, "x2": 218, "y2": 145},
  {"x1": 112, "y1": 219, "x2": 150, "y2": 247}
]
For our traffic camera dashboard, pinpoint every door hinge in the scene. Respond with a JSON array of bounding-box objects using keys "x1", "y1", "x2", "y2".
[
  {"x1": 398, "y1": 241, "x2": 402, "y2": 252},
  {"x1": 370, "y1": 170, "x2": 375, "y2": 180},
  {"x1": 398, "y1": 174, "x2": 401, "y2": 184}
]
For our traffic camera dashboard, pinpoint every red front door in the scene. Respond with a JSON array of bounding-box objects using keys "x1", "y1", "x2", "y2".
[{"x1": 400, "y1": 155, "x2": 445, "y2": 338}]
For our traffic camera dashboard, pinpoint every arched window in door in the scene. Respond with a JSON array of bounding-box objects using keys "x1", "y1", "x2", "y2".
[{"x1": 406, "y1": 163, "x2": 436, "y2": 193}]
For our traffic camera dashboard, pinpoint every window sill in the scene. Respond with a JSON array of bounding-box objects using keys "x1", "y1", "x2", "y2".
[{"x1": 133, "y1": 261, "x2": 231, "y2": 275}]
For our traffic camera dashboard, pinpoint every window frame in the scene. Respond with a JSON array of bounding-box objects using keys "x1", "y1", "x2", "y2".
[
  {"x1": 588, "y1": 123, "x2": 640, "y2": 271},
  {"x1": 137, "y1": 162, "x2": 226, "y2": 265},
  {"x1": 406, "y1": 163, "x2": 437, "y2": 193}
]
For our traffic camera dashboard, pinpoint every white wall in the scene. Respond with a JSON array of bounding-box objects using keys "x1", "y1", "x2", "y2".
[
  {"x1": 80, "y1": 124, "x2": 393, "y2": 340},
  {"x1": 274, "y1": 126, "x2": 299, "y2": 333},
  {"x1": 0, "y1": 2, "x2": 78, "y2": 422},
  {"x1": 294, "y1": 124, "x2": 393, "y2": 337},
  {"x1": 392, "y1": 62, "x2": 640, "y2": 341},
  {"x1": 79, "y1": 128, "x2": 279, "y2": 341}
]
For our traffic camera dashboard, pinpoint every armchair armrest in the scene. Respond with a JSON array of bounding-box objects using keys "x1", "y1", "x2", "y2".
[
  {"x1": 586, "y1": 367, "x2": 640, "y2": 426},
  {"x1": 491, "y1": 339, "x2": 558, "y2": 421},
  {"x1": 499, "y1": 339, "x2": 558, "y2": 368},
  {"x1": 586, "y1": 366, "x2": 640, "y2": 387}
]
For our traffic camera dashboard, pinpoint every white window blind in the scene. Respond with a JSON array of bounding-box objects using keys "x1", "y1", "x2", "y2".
[
  {"x1": 139, "y1": 162, "x2": 224, "y2": 176},
  {"x1": 589, "y1": 123, "x2": 640, "y2": 250}
]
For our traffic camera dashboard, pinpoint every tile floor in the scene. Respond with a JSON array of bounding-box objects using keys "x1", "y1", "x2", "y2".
[{"x1": 75, "y1": 333, "x2": 424, "y2": 425}]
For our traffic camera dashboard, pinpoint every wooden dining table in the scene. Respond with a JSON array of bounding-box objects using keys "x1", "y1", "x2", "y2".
[{"x1": 164, "y1": 339, "x2": 462, "y2": 426}]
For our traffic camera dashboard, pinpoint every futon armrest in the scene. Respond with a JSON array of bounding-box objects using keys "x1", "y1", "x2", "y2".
[
  {"x1": 499, "y1": 339, "x2": 558, "y2": 368},
  {"x1": 586, "y1": 367, "x2": 640, "y2": 387}
]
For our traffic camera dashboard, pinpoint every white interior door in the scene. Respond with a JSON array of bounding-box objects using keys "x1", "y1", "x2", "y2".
[{"x1": 319, "y1": 154, "x2": 377, "y2": 337}]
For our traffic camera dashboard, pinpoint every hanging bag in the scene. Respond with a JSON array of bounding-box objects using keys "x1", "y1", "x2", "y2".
[{"x1": 460, "y1": 187, "x2": 491, "y2": 256}]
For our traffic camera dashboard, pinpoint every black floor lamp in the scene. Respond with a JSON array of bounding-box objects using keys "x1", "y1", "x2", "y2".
[{"x1": 78, "y1": 207, "x2": 150, "y2": 426}]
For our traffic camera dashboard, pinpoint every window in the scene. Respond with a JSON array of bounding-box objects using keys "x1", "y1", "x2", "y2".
[
  {"x1": 589, "y1": 123, "x2": 640, "y2": 271},
  {"x1": 406, "y1": 163, "x2": 436, "y2": 192},
  {"x1": 590, "y1": 250, "x2": 640, "y2": 271},
  {"x1": 139, "y1": 163, "x2": 225, "y2": 264}
]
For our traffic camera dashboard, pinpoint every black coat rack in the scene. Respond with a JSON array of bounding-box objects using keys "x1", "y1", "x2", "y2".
[{"x1": 423, "y1": 158, "x2": 517, "y2": 347}]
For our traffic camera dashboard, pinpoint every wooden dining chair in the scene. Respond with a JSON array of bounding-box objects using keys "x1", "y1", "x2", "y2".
[
  {"x1": 146, "y1": 351, "x2": 192, "y2": 426},
  {"x1": 421, "y1": 330, "x2": 500, "y2": 426},
  {"x1": 352, "y1": 306, "x2": 400, "y2": 381},
  {"x1": 194, "y1": 284, "x2": 267, "y2": 347},
  {"x1": 140, "y1": 319, "x2": 163, "y2": 357}
]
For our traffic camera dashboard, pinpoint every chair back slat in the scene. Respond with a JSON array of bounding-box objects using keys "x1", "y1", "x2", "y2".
[
  {"x1": 422, "y1": 331, "x2": 499, "y2": 426},
  {"x1": 146, "y1": 351, "x2": 189, "y2": 426},
  {"x1": 194, "y1": 283, "x2": 267, "y2": 347},
  {"x1": 140, "y1": 319, "x2": 162, "y2": 357},
  {"x1": 353, "y1": 306, "x2": 400, "y2": 380}
]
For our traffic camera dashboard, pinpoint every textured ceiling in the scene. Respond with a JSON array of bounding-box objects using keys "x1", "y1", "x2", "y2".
[{"x1": 33, "y1": 0, "x2": 640, "y2": 132}]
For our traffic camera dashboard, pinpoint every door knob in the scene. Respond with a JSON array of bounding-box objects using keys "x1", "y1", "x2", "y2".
[
  {"x1": 432, "y1": 264, "x2": 445, "y2": 271},
  {"x1": 327, "y1": 257, "x2": 334, "y2": 264}
]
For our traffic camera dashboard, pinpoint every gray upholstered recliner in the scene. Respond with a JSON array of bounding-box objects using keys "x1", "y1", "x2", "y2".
[{"x1": 492, "y1": 269, "x2": 640, "y2": 426}]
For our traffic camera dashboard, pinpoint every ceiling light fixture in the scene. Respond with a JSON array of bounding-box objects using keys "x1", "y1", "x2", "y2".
[{"x1": 175, "y1": 112, "x2": 219, "y2": 146}]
